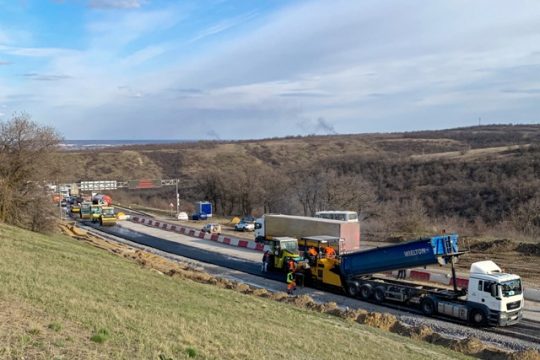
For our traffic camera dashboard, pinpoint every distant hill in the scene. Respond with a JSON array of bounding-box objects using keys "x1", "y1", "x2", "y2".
[{"x1": 59, "y1": 124, "x2": 540, "y2": 240}]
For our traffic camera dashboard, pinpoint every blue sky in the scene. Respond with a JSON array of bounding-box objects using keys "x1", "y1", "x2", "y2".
[{"x1": 0, "y1": 0, "x2": 539, "y2": 140}]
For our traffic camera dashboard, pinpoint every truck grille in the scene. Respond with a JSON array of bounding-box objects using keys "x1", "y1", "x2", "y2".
[{"x1": 507, "y1": 301, "x2": 521, "y2": 310}]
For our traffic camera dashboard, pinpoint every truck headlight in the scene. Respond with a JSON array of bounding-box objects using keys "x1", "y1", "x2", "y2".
[{"x1": 499, "y1": 313, "x2": 507, "y2": 319}]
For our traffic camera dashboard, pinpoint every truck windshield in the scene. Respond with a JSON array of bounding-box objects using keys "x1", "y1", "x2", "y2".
[
  {"x1": 281, "y1": 241, "x2": 298, "y2": 254},
  {"x1": 500, "y1": 279, "x2": 522, "y2": 297}
]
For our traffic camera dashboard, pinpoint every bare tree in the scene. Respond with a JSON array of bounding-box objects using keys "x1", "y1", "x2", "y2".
[
  {"x1": 511, "y1": 195, "x2": 540, "y2": 237},
  {"x1": 0, "y1": 113, "x2": 62, "y2": 231}
]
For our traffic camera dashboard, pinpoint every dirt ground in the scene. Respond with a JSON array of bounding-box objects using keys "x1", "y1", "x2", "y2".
[{"x1": 456, "y1": 239, "x2": 540, "y2": 288}]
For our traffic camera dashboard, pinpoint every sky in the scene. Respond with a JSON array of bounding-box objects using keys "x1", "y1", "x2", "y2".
[{"x1": 0, "y1": 0, "x2": 539, "y2": 140}]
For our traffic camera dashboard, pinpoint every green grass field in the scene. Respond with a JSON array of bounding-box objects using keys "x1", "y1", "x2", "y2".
[{"x1": 0, "y1": 224, "x2": 470, "y2": 359}]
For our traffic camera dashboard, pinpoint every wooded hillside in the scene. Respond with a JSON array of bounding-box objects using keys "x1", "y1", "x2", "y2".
[{"x1": 60, "y1": 124, "x2": 540, "y2": 241}]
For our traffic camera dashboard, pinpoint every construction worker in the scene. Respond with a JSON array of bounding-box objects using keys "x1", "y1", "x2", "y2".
[
  {"x1": 287, "y1": 258, "x2": 296, "y2": 272},
  {"x1": 324, "y1": 246, "x2": 336, "y2": 259},
  {"x1": 261, "y1": 250, "x2": 270, "y2": 272},
  {"x1": 307, "y1": 246, "x2": 318, "y2": 265},
  {"x1": 286, "y1": 271, "x2": 296, "y2": 295}
]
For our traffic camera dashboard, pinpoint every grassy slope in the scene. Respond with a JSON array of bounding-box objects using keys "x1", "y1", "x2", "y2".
[{"x1": 0, "y1": 224, "x2": 470, "y2": 360}]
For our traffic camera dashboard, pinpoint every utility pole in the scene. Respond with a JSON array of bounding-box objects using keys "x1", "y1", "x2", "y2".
[
  {"x1": 175, "y1": 179, "x2": 180, "y2": 219},
  {"x1": 57, "y1": 181, "x2": 62, "y2": 220}
]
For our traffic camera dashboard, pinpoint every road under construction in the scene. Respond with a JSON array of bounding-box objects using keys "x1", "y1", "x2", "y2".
[{"x1": 67, "y1": 214, "x2": 540, "y2": 352}]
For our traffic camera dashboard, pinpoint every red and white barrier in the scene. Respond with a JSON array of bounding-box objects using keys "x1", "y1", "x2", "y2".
[
  {"x1": 131, "y1": 216, "x2": 269, "y2": 252},
  {"x1": 390, "y1": 268, "x2": 469, "y2": 288}
]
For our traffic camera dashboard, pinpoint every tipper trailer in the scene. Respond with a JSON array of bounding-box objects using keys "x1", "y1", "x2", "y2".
[{"x1": 292, "y1": 234, "x2": 523, "y2": 326}]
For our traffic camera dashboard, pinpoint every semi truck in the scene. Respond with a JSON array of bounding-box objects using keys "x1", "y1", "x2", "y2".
[
  {"x1": 255, "y1": 214, "x2": 360, "y2": 253},
  {"x1": 290, "y1": 234, "x2": 523, "y2": 327}
]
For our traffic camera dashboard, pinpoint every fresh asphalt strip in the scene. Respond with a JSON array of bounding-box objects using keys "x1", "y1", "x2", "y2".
[{"x1": 88, "y1": 222, "x2": 286, "y2": 283}]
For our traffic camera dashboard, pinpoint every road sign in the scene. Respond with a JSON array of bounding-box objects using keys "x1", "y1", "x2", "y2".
[
  {"x1": 127, "y1": 179, "x2": 162, "y2": 189},
  {"x1": 169, "y1": 203, "x2": 174, "y2": 208},
  {"x1": 80, "y1": 180, "x2": 117, "y2": 191}
]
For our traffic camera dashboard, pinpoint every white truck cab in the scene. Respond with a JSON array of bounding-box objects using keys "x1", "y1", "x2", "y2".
[{"x1": 466, "y1": 261, "x2": 523, "y2": 326}]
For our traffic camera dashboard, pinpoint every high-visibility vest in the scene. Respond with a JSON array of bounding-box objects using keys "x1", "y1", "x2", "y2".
[{"x1": 286, "y1": 272, "x2": 294, "y2": 283}]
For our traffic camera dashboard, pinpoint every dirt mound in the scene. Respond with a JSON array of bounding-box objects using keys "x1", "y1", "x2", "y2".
[
  {"x1": 335, "y1": 308, "x2": 362, "y2": 321},
  {"x1": 291, "y1": 295, "x2": 316, "y2": 308},
  {"x1": 449, "y1": 337, "x2": 485, "y2": 354},
  {"x1": 252, "y1": 288, "x2": 270, "y2": 297},
  {"x1": 517, "y1": 243, "x2": 540, "y2": 256},
  {"x1": 233, "y1": 283, "x2": 252, "y2": 293},
  {"x1": 356, "y1": 312, "x2": 398, "y2": 331},
  {"x1": 268, "y1": 292, "x2": 289, "y2": 302},
  {"x1": 470, "y1": 239, "x2": 516, "y2": 252},
  {"x1": 389, "y1": 322, "x2": 434, "y2": 341},
  {"x1": 508, "y1": 350, "x2": 540, "y2": 360}
]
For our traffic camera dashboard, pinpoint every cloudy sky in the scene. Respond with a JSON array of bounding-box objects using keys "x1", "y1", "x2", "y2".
[{"x1": 0, "y1": 0, "x2": 539, "y2": 140}]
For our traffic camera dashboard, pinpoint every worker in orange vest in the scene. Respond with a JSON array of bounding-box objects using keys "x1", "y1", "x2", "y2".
[
  {"x1": 307, "y1": 246, "x2": 318, "y2": 265},
  {"x1": 324, "y1": 246, "x2": 336, "y2": 259},
  {"x1": 287, "y1": 258, "x2": 296, "y2": 272}
]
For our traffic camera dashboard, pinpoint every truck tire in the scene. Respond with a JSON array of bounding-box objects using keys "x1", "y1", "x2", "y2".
[
  {"x1": 469, "y1": 309, "x2": 487, "y2": 327},
  {"x1": 359, "y1": 284, "x2": 373, "y2": 300},
  {"x1": 347, "y1": 283, "x2": 359, "y2": 297},
  {"x1": 420, "y1": 298, "x2": 435, "y2": 316},
  {"x1": 373, "y1": 287, "x2": 386, "y2": 303}
]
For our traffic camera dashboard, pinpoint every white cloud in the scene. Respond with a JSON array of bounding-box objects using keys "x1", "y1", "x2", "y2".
[{"x1": 6, "y1": 0, "x2": 540, "y2": 139}]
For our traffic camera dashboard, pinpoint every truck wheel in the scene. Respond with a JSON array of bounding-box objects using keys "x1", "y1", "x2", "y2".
[
  {"x1": 347, "y1": 283, "x2": 359, "y2": 297},
  {"x1": 374, "y1": 287, "x2": 385, "y2": 303},
  {"x1": 420, "y1": 298, "x2": 435, "y2": 316},
  {"x1": 469, "y1": 309, "x2": 487, "y2": 326},
  {"x1": 359, "y1": 285, "x2": 373, "y2": 300}
]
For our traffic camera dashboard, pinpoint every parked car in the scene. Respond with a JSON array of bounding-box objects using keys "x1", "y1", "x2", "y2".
[
  {"x1": 201, "y1": 223, "x2": 221, "y2": 234},
  {"x1": 241, "y1": 215, "x2": 256, "y2": 223},
  {"x1": 235, "y1": 220, "x2": 255, "y2": 232}
]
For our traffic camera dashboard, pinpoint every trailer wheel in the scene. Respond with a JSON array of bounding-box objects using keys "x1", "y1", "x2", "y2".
[
  {"x1": 373, "y1": 287, "x2": 385, "y2": 303},
  {"x1": 469, "y1": 309, "x2": 487, "y2": 326},
  {"x1": 347, "y1": 283, "x2": 359, "y2": 297},
  {"x1": 420, "y1": 298, "x2": 435, "y2": 316},
  {"x1": 359, "y1": 285, "x2": 373, "y2": 300}
]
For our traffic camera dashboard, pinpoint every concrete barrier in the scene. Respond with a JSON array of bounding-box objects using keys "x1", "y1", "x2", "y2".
[{"x1": 130, "y1": 216, "x2": 270, "y2": 252}]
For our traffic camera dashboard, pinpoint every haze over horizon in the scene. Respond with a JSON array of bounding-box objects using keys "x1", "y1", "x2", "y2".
[{"x1": 1, "y1": 0, "x2": 540, "y2": 140}]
